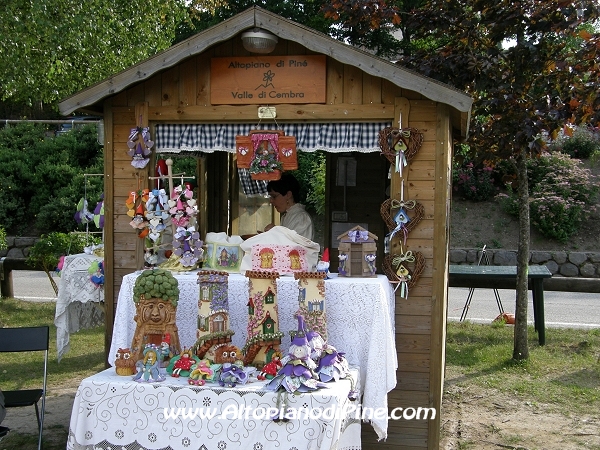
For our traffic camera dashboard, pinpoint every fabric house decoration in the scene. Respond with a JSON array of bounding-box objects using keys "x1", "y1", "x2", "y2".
[
  {"x1": 236, "y1": 130, "x2": 297, "y2": 180},
  {"x1": 194, "y1": 270, "x2": 234, "y2": 359},
  {"x1": 242, "y1": 270, "x2": 284, "y2": 367},
  {"x1": 337, "y1": 225, "x2": 378, "y2": 278},
  {"x1": 294, "y1": 271, "x2": 328, "y2": 340}
]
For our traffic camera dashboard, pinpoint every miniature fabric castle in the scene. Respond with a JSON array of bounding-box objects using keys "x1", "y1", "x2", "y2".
[{"x1": 243, "y1": 270, "x2": 284, "y2": 366}]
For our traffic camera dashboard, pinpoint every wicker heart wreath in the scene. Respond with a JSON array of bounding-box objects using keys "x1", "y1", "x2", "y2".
[
  {"x1": 382, "y1": 250, "x2": 425, "y2": 297},
  {"x1": 380, "y1": 198, "x2": 425, "y2": 237},
  {"x1": 378, "y1": 126, "x2": 424, "y2": 168}
]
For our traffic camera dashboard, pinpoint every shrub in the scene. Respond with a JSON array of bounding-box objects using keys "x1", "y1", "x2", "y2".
[
  {"x1": 496, "y1": 153, "x2": 598, "y2": 242},
  {"x1": 550, "y1": 127, "x2": 600, "y2": 159},
  {"x1": 0, "y1": 226, "x2": 6, "y2": 251},
  {"x1": 452, "y1": 162, "x2": 497, "y2": 201},
  {"x1": 0, "y1": 122, "x2": 103, "y2": 235},
  {"x1": 27, "y1": 232, "x2": 101, "y2": 295}
]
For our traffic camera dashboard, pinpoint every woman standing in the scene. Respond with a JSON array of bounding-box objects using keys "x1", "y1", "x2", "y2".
[{"x1": 263, "y1": 173, "x2": 314, "y2": 241}]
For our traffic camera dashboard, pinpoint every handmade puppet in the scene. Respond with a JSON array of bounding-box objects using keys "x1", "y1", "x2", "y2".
[
  {"x1": 188, "y1": 360, "x2": 213, "y2": 386},
  {"x1": 133, "y1": 345, "x2": 165, "y2": 382}
]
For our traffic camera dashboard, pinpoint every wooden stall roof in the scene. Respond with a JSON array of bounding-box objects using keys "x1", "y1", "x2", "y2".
[{"x1": 58, "y1": 6, "x2": 472, "y2": 137}]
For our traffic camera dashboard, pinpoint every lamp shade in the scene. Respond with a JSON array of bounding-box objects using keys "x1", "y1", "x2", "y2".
[{"x1": 241, "y1": 29, "x2": 278, "y2": 54}]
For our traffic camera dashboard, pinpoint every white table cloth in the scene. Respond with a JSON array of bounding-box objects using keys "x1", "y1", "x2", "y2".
[
  {"x1": 54, "y1": 253, "x2": 105, "y2": 361},
  {"x1": 67, "y1": 368, "x2": 361, "y2": 450},
  {"x1": 109, "y1": 272, "x2": 397, "y2": 439}
]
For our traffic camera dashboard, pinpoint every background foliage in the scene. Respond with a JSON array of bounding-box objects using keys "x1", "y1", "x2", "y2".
[
  {"x1": 0, "y1": 0, "x2": 188, "y2": 112},
  {"x1": 0, "y1": 123, "x2": 103, "y2": 235}
]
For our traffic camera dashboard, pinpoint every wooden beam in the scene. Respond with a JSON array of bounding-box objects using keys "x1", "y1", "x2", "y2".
[
  {"x1": 103, "y1": 99, "x2": 115, "y2": 368},
  {"x1": 144, "y1": 103, "x2": 394, "y2": 121},
  {"x1": 427, "y1": 102, "x2": 452, "y2": 449}
]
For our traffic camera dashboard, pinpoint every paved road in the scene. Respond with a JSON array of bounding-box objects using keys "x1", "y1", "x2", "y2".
[
  {"x1": 448, "y1": 286, "x2": 600, "y2": 329},
  {"x1": 8, "y1": 271, "x2": 600, "y2": 329}
]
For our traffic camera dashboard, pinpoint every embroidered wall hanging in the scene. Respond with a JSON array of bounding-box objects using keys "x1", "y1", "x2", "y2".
[{"x1": 236, "y1": 130, "x2": 297, "y2": 180}]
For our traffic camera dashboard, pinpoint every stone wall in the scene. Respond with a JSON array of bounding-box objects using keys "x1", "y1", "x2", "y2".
[
  {"x1": 4, "y1": 237, "x2": 600, "y2": 279},
  {"x1": 450, "y1": 248, "x2": 600, "y2": 278},
  {"x1": 0, "y1": 236, "x2": 39, "y2": 259}
]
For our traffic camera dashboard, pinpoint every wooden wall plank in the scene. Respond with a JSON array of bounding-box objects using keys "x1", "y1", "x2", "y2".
[
  {"x1": 196, "y1": 53, "x2": 212, "y2": 106},
  {"x1": 395, "y1": 333, "x2": 431, "y2": 352},
  {"x1": 161, "y1": 66, "x2": 179, "y2": 107},
  {"x1": 179, "y1": 57, "x2": 197, "y2": 108},
  {"x1": 127, "y1": 83, "x2": 145, "y2": 106},
  {"x1": 396, "y1": 297, "x2": 433, "y2": 316},
  {"x1": 397, "y1": 370, "x2": 430, "y2": 390},
  {"x1": 143, "y1": 75, "x2": 162, "y2": 107},
  {"x1": 343, "y1": 64, "x2": 363, "y2": 104},
  {"x1": 363, "y1": 73, "x2": 382, "y2": 104},
  {"x1": 326, "y1": 58, "x2": 344, "y2": 104},
  {"x1": 396, "y1": 352, "x2": 430, "y2": 372},
  {"x1": 396, "y1": 314, "x2": 432, "y2": 335}
]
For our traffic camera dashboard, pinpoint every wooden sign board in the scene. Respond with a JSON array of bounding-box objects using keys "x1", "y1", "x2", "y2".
[{"x1": 211, "y1": 55, "x2": 326, "y2": 105}]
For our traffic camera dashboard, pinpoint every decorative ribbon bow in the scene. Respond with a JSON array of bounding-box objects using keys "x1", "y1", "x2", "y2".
[
  {"x1": 391, "y1": 251, "x2": 414, "y2": 298},
  {"x1": 392, "y1": 251, "x2": 415, "y2": 268},
  {"x1": 348, "y1": 230, "x2": 369, "y2": 242},
  {"x1": 391, "y1": 129, "x2": 411, "y2": 175},
  {"x1": 390, "y1": 199, "x2": 416, "y2": 210}
]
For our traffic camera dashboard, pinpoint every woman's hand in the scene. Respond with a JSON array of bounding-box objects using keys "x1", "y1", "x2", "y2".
[{"x1": 264, "y1": 223, "x2": 275, "y2": 232}]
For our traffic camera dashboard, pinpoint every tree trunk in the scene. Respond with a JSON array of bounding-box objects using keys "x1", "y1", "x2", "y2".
[{"x1": 513, "y1": 148, "x2": 530, "y2": 360}]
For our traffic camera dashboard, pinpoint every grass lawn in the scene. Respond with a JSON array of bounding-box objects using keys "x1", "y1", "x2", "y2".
[
  {"x1": 1, "y1": 299, "x2": 599, "y2": 449},
  {"x1": 446, "y1": 320, "x2": 600, "y2": 413},
  {"x1": 0, "y1": 298, "x2": 105, "y2": 450}
]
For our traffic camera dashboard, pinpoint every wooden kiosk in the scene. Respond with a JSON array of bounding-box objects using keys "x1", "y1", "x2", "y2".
[{"x1": 59, "y1": 7, "x2": 472, "y2": 449}]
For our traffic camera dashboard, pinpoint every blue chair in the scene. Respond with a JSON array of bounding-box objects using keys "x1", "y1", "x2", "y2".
[{"x1": 0, "y1": 326, "x2": 49, "y2": 450}]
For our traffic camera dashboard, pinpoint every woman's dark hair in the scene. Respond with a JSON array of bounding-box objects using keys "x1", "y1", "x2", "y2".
[{"x1": 267, "y1": 172, "x2": 301, "y2": 203}]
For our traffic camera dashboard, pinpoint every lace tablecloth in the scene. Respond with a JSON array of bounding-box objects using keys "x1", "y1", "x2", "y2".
[
  {"x1": 68, "y1": 368, "x2": 361, "y2": 450},
  {"x1": 54, "y1": 253, "x2": 104, "y2": 362},
  {"x1": 110, "y1": 272, "x2": 397, "y2": 439}
]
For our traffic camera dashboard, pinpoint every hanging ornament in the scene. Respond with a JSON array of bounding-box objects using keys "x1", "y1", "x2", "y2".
[
  {"x1": 378, "y1": 117, "x2": 424, "y2": 174},
  {"x1": 382, "y1": 250, "x2": 425, "y2": 299},
  {"x1": 93, "y1": 194, "x2": 105, "y2": 229},
  {"x1": 127, "y1": 126, "x2": 154, "y2": 169},
  {"x1": 74, "y1": 198, "x2": 94, "y2": 225}
]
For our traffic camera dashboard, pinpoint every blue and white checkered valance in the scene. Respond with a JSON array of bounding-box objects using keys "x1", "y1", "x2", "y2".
[
  {"x1": 155, "y1": 122, "x2": 391, "y2": 197},
  {"x1": 156, "y1": 122, "x2": 391, "y2": 154}
]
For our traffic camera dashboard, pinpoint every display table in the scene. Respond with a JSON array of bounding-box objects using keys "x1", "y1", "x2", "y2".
[
  {"x1": 109, "y1": 272, "x2": 397, "y2": 440},
  {"x1": 54, "y1": 253, "x2": 105, "y2": 361},
  {"x1": 67, "y1": 368, "x2": 361, "y2": 450}
]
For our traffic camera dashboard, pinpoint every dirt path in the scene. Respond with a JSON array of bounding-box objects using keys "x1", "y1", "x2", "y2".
[
  {"x1": 4, "y1": 370, "x2": 599, "y2": 450},
  {"x1": 440, "y1": 367, "x2": 600, "y2": 450}
]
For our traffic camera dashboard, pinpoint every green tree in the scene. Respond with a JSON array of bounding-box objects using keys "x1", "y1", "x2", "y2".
[
  {"x1": 399, "y1": 0, "x2": 600, "y2": 359},
  {"x1": 0, "y1": 122, "x2": 103, "y2": 235},
  {"x1": 0, "y1": 0, "x2": 189, "y2": 113}
]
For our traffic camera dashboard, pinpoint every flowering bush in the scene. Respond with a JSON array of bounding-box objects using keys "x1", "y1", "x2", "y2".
[
  {"x1": 452, "y1": 162, "x2": 497, "y2": 201},
  {"x1": 549, "y1": 127, "x2": 600, "y2": 159},
  {"x1": 496, "y1": 153, "x2": 598, "y2": 242}
]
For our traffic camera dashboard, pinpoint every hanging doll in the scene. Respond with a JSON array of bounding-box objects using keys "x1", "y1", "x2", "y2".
[
  {"x1": 265, "y1": 315, "x2": 326, "y2": 394},
  {"x1": 307, "y1": 328, "x2": 358, "y2": 400}
]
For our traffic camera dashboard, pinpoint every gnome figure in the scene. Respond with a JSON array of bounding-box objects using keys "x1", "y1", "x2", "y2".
[{"x1": 316, "y1": 248, "x2": 330, "y2": 278}]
